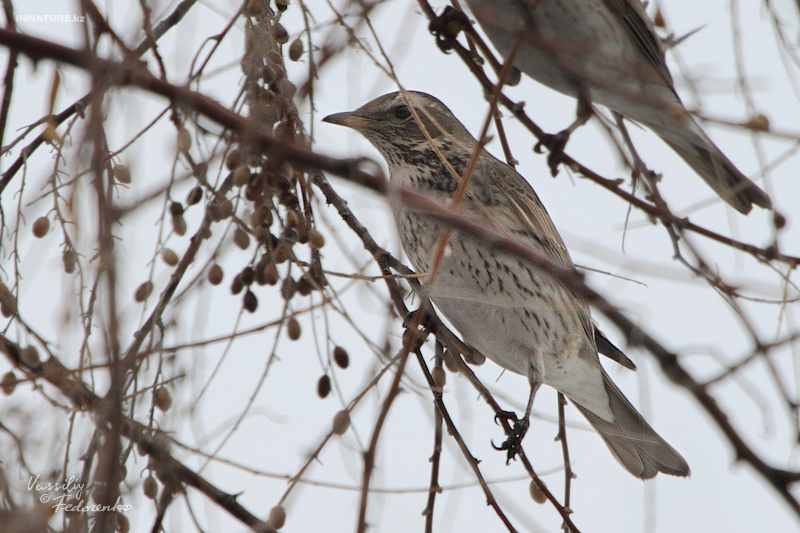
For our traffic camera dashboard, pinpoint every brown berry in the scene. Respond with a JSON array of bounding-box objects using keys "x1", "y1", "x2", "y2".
[
  {"x1": 208, "y1": 264, "x2": 223, "y2": 285},
  {"x1": 186, "y1": 187, "x2": 203, "y2": 205},
  {"x1": 135, "y1": 281, "x2": 153, "y2": 302},
  {"x1": 154, "y1": 387, "x2": 172, "y2": 412},
  {"x1": 276, "y1": 0, "x2": 289, "y2": 11},
  {"x1": 274, "y1": 242, "x2": 291, "y2": 263},
  {"x1": 273, "y1": 22, "x2": 289, "y2": 44},
  {"x1": 332, "y1": 410, "x2": 350, "y2": 435},
  {"x1": 317, "y1": 374, "x2": 331, "y2": 398},
  {"x1": 143, "y1": 476, "x2": 158, "y2": 499},
  {"x1": 226, "y1": 149, "x2": 241, "y2": 170},
  {"x1": 1, "y1": 371, "x2": 17, "y2": 395},
  {"x1": 177, "y1": 128, "x2": 192, "y2": 152},
  {"x1": 268, "y1": 505, "x2": 286, "y2": 530},
  {"x1": 32, "y1": 217, "x2": 50, "y2": 238},
  {"x1": 169, "y1": 202, "x2": 184, "y2": 216},
  {"x1": 333, "y1": 346, "x2": 349, "y2": 369},
  {"x1": 161, "y1": 248, "x2": 179, "y2": 266},
  {"x1": 287, "y1": 317, "x2": 301, "y2": 340},
  {"x1": 289, "y1": 38, "x2": 304, "y2": 61},
  {"x1": 774, "y1": 212, "x2": 786, "y2": 230},
  {"x1": 529, "y1": 479, "x2": 547, "y2": 504},
  {"x1": 281, "y1": 276, "x2": 296, "y2": 300},
  {"x1": 230, "y1": 274, "x2": 244, "y2": 295},
  {"x1": 233, "y1": 166, "x2": 251, "y2": 187},
  {"x1": 296, "y1": 275, "x2": 312, "y2": 296},
  {"x1": 243, "y1": 290, "x2": 258, "y2": 313},
  {"x1": 113, "y1": 164, "x2": 131, "y2": 184},
  {"x1": 63, "y1": 250, "x2": 77, "y2": 274},
  {"x1": 308, "y1": 229, "x2": 325, "y2": 249},
  {"x1": 21, "y1": 345, "x2": 40, "y2": 367},
  {"x1": 234, "y1": 228, "x2": 250, "y2": 250},
  {"x1": 116, "y1": 512, "x2": 130, "y2": 533},
  {"x1": 171, "y1": 214, "x2": 187, "y2": 236},
  {"x1": 263, "y1": 262, "x2": 279, "y2": 285},
  {"x1": 432, "y1": 366, "x2": 446, "y2": 390},
  {"x1": 241, "y1": 266, "x2": 255, "y2": 285}
]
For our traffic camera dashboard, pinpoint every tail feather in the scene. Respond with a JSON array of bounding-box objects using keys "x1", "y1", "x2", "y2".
[
  {"x1": 573, "y1": 371, "x2": 690, "y2": 479},
  {"x1": 651, "y1": 119, "x2": 771, "y2": 214}
]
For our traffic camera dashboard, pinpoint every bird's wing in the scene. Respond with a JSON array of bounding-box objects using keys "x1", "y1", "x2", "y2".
[{"x1": 601, "y1": 0, "x2": 674, "y2": 87}]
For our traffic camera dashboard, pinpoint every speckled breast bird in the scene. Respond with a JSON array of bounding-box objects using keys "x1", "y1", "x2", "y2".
[
  {"x1": 463, "y1": 0, "x2": 771, "y2": 214},
  {"x1": 323, "y1": 91, "x2": 689, "y2": 478}
]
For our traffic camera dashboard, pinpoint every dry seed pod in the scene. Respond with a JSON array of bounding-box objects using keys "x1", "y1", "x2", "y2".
[
  {"x1": 268, "y1": 505, "x2": 286, "y2": 530},
  {"x1": 161, "y1": 248, "x2": 179, "y2": 267},
  {"x1": 317, "y1": 374, "x2": 331, "y2": 398},
  {"x1": 287, "y1": 317, "x2": 301, "y2": 340},
  {"x1": 253, "y1": 205, "x2": 273, "y2": 228},
  {"x1": 143, "y1": 476, "x2": 158, "y2": 500},
  {"x1": 262, "y1": 262, "x2": 279, "y2": 285},
  {"x1": 276, "y1": 0, "x2": 289, "y2": 11},
  {"x1": 186, "y1": 186, "x2": 203, "y2": 206},
  {"x1": 21, "y1": 345, "x2": 40, "y2": 367},
  {"x1": 529, "y1": 479, "x2": 547, "y2": 504},
  {"x1": 135, "y1": 281, "x2": 154, "y2": 302},
  {"x1": 288, "y1": 38, "x2": 303, "y2": 61},
  {"x1": 745, "y1": 114, "x2": 770, "y2": 132},
  {"x1": 226, "y1": 149, "x2": 241, "y2": 170},
  {"x1": 234, "y1": 228, "x2": 250, "y2": 250},
  {"x1": 154, "y1": 387, "x2": 172, "y2": 412},
  {"x1": 308, "y1": 229, "x2": 325, "y2": 249},
  {"x1": 233, "y1": 166, "x2": 251, "y2": 187},
  {"x1": 332, "y1": 410, "x2": 350, "y2": 435},
  {"x1": 243, "y1": 290, "x2": 258, "y2": 312},
  {"x1": 32, "y1": 217, "x2": 50, "y2": 238},
  {"x1": 333, "y1": 346, "x2": 349, "y2": 369},
  {"x1": 432, "y1": 366, "x2": 446, "y2": 390},
  {"x1": 169, "y1": 202, "x2": 184, "y2": 216},
  {"x1": 281, "y1": 276, "x2": 296, "y2": 300},
  {"x1": 1, "y1": 371, "x2": 17, "y2": 395},
  {"x1": 171, "y1": 214, "x2": 187, "y2": 236},
  {"x1": 113, "y1": 164, "x2": 131, "y2": 184},
  {"x1": 230, "y1": 274, "x2": 244, "y2": 295},
  {"x1": 208, "y1": 264, "x2": 223, "y2": 285},
  {"x1": 63, "y1": 249, "x2": 77, "y2": 274},
  {"x1": 177, "y1": 128, "x2": 192, "y2": 152}
]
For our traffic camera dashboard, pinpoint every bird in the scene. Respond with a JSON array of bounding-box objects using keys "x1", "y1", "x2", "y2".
[
  {"x1": 323, "y1": 90, "x2": 690, "y2": 479},
  {"x1": 459, "y1": 0, "x2": 771, "y2": 214}
]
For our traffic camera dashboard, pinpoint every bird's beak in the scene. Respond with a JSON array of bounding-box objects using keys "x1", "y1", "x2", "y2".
[{"x1": 322, "y1": 111, "x2": 371, "y2": 130}]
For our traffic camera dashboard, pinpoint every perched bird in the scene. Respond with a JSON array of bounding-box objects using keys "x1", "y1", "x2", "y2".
[
  {"x1": 461, "y1": 0, "x2": 771, "y2": 214},
  {"x1": 323, "y1": 91, "x2": 690, "y2": 478}
]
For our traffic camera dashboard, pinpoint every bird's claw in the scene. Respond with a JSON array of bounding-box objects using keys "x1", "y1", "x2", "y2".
[
  {"x1": 492, "y1": 410, "x2": 530, "y2": 463},
  {"x1": 429, "y1": 6, "x2": 471, "y2": 53},
  {"x1": 534, "y1": 131, "x2": 570, "y2": 176}
]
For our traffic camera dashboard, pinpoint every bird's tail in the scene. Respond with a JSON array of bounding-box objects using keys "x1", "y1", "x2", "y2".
[
  {"x1": 649, "y1": 116, "x2": 771, "y2": 214},
  {"x1": 573, "y1": 371, "x2": 690, "y2": 479}
]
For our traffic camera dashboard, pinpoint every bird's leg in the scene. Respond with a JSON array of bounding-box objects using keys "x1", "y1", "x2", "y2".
[
  {"x1": 493, "y1": 366, "x2": 542, "y2": 463},
  {"x1": 535, "y1": 85, "x2": 593, "y2": 175}
]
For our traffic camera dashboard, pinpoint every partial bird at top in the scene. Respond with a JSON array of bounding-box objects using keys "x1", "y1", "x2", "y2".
[{"x1": 462, "y1": 0, "x2": 771, "y2": 214}]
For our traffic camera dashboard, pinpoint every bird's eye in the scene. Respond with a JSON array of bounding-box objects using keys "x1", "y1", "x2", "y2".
[{"x1": 393, "y1": 105, "x2": 411, "y2": 120}]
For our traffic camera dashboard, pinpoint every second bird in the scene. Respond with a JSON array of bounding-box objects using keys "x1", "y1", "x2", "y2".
[
  {"x1": 464, "y1": 0, "x2": 771, "y2": 214},
  {"x1": 323, "y1": 91, "x2": 690, "y2": 479}
]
